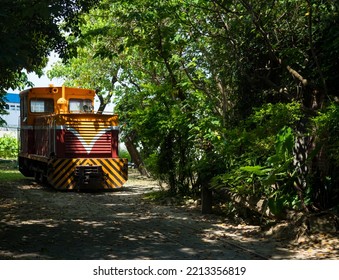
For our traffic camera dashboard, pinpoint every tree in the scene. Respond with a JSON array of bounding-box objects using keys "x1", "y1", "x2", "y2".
[
  {"x1": 47, "y1": 5, "x2": 123, "y2": 112},
  {"x1": 46, "y1": 0, "x2": 339, "y2": 213},
  {"x1": 0, "y1": 0, "x2": 99, "y2": 124}
]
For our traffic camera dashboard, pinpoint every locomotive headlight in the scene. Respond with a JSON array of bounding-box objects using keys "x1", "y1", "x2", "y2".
[
  {"x1": 57, "y1": 97, "x2": 67, "y2": 105},
  {"x1": 57, "y1": 97, "x2": 67, "y2": 113}
]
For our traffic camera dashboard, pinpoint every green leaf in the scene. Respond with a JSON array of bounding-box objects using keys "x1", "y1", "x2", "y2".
[{"x1": 240, "y1": 165, "x2": 268, "y2": 176}]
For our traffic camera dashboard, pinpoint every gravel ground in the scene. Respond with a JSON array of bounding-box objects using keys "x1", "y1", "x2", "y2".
[{"x1": 0, "y1": 170, "x2": 338, "y2": 260}]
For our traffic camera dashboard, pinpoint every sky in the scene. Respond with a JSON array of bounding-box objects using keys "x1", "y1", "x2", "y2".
[{"x1": 11, "y1": 52, "x2": 64, "y2": 93}]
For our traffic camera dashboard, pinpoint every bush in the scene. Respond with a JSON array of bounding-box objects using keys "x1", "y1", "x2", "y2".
[
  {"x1": 211, "y1": 102, "x2": 305, "y2": 217},
  {"x1": 310, "y1": 102, "x2": 339, "y2": 208},
  {"x1": 312, "y1": 102, "x2": 339, "y2": 166},
  {"x1": 0, "y1": 135, "x2": 18, "y2": 159}
]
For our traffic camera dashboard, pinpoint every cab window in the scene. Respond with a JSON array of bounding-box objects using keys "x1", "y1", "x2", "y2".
[
  {"x1": 30, "y1": 98, "x2": 54, "y2": 113},
  {"x1": 69, "y1": 99, "x2": 93, "y2": 113}
]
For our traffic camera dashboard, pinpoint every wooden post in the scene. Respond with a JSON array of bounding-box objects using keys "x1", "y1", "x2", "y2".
[{"x1": 201, "y1": 185, "x2": 213, "y2": 214}]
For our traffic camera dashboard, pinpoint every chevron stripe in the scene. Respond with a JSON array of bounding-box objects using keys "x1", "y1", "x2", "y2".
[
  {"x1": 47, "y1": 158, "x2": 127, "y2": 190},
  {"x1": 66, "y1": 126, "x2": 112, "y2": 154}
]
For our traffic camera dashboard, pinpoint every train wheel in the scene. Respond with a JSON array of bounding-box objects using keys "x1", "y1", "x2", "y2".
[
  {"x1": 18, "y1": 157, "x2": 34, "y2": 177},
  {"x1": 34, "y1": 171, "x2": 43, "y2": 183}
]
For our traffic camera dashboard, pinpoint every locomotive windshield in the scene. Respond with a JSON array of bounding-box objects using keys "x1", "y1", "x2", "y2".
[
  {"x1": 69, "y1": 99, "x2": 93, "y2": 113},
  {"x1": 30, "y1": 98, "x2": 54, "y2": 113}
]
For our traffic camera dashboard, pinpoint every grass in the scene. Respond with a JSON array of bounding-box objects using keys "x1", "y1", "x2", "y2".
[{"x1": 0, "y1": 159, "x2": 25, "y2": 181}]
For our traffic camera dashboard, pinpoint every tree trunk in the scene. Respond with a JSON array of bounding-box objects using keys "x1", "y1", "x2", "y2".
[{"x1": 124, "y1": 134, "x2": 150, "y2": 177}]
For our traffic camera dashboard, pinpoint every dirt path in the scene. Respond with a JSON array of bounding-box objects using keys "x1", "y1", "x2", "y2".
[{"x1": 0, "y1": 171, "x2": 338, "y2": 260}]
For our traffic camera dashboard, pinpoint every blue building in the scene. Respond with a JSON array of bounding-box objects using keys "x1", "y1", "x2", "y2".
[
  {"x1": 1, "y1": 93, "x2": 20, "y2": 136},
  {"x1": 4, "y1": 93, "x2": 20, "y2": 107}
]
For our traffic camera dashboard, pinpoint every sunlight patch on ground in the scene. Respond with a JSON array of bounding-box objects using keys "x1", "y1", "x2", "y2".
[
  {"x1": 0, "y1": 250, "x2": 48, "y2": 260},
  {"x1": 20, "y1": 219, "x2": 59, "y2": 228},
  {"x1": 179, "y1": 247, "x2": 197, "y2": 255},
  {"x1": 18, "y1": 184, "x2": 42, "y2": 190}
]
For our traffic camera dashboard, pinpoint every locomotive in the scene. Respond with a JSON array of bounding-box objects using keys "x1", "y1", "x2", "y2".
[{"x1": 18, "y1": 85, "x2": 128, "y2": 190}]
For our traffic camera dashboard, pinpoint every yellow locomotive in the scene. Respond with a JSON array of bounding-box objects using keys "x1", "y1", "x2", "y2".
[{"x1": 18, "y1": 86, "x2": 128, "y2": 190}]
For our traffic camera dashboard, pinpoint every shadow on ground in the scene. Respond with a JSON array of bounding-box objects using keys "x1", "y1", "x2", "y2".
[{"x1": 0, "y1": 177, "x2": 313, "y2": 260}]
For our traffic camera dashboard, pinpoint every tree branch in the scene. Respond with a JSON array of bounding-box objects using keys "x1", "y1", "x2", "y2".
[
  {"x1": 239, "y1": 0, "x2": 310, "y2": 89},
  {"x1": 306, "y1": 0, "x2": 328, "y2": 98}
]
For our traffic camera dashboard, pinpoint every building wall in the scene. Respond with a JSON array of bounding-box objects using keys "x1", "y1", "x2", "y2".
[
  {"x1": 2, "y1": 102, "x2": 20, "y2": 127},
  {"x1": 1, "y1": 93, "x2": 20, "y2": 138}
]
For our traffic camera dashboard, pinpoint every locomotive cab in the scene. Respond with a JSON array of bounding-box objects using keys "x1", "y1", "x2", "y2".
[{"x1": 18, "y1": 86, "x2": 128, "y2": 190}]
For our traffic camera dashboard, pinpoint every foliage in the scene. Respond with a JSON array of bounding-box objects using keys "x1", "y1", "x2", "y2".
[
  {"x1": 212, "y1": 103, "x2": 302, "y2": 191},
  {"x1": 309, "y1": 102, "x2": 339, "y2": 208},
  {"x1": 214, "y1": 126, "x2": 307, "y2": 216},
  {"x1": 0, "y1": 0, "x2": 99, "y2": 123},
  {"x1": 312, "y1": 102, "x2": 339, "y2": 166},
  {"x1": 119, "y1": 149, "x2": 131, "y2": 162},
  {"x1": 0, "y1": 136, "x2": 18, "y2": 159},
  {"x1": 46, "y1": 0, "x2": 339, "y2": 214}
]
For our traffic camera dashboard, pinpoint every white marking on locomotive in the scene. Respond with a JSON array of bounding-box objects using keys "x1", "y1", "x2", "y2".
[{"x1": 66, "y1": 127, "x2": 112, "y2": 154}]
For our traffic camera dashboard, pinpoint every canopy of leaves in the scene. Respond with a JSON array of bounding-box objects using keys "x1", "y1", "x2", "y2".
[
  {"x1": 47, "y1": 0, "x2": 339, "y2": 213},
  {"x1": 0, "y1": 0, "x2": 99, "y2": 124}
]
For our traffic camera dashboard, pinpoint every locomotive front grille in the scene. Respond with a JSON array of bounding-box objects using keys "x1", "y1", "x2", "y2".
[
  {"x1": 64, "y1": 121, "x2": 113, "y2": 156},
  {"x1": 74, "y1": 165, "x2": 104, "y2": 189}
]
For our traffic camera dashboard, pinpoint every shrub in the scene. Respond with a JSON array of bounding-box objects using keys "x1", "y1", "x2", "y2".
[{"x1": 0, "y1": 135, "x2": 18, "y2": 159}]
